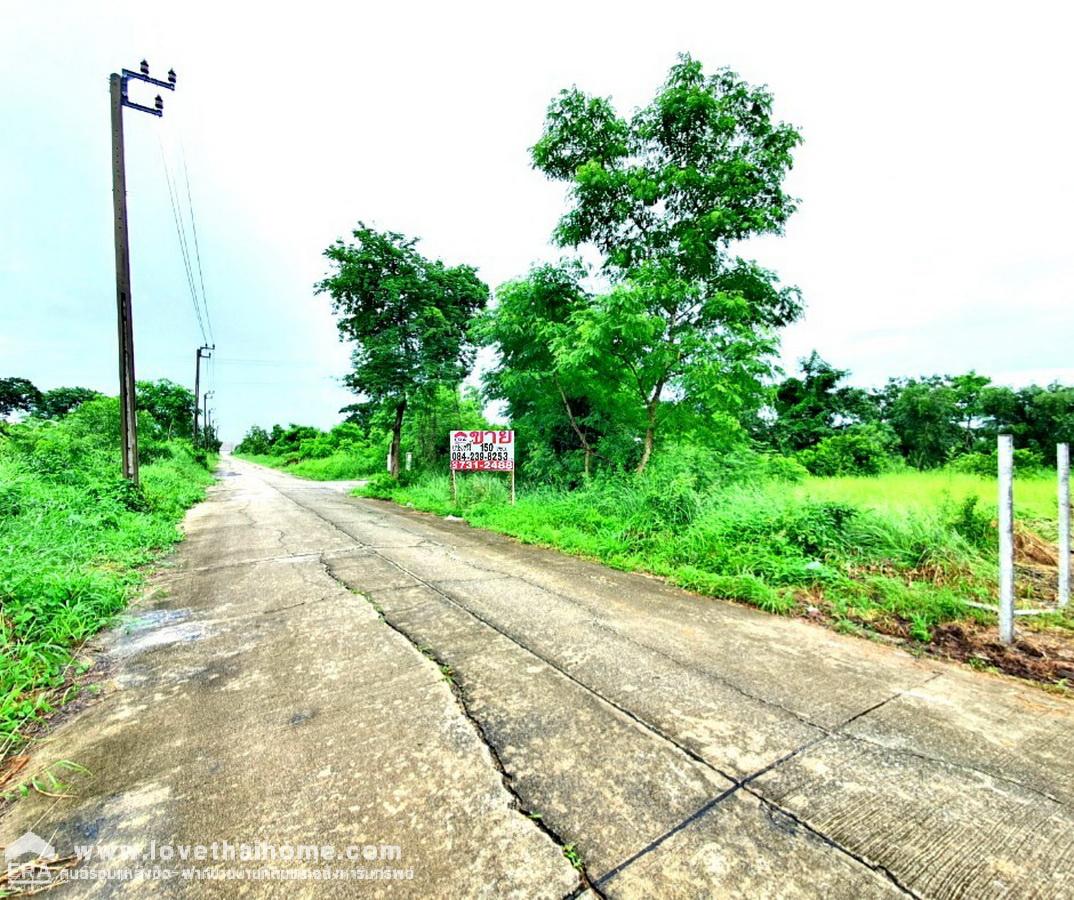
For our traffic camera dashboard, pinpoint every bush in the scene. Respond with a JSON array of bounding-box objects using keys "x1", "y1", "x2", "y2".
[
  {"x1": 948, "y1": 447, "x2": 1046, "y2": 477},
  {"x1": 947, "y1": 495, "x2": 993, "y2": 549},
  {"x1": 759, "y1": 454, "x2": 809, "y2": 482},
  {"x1": 797, "y1": 424, "x2": 899, "y2": 476}
]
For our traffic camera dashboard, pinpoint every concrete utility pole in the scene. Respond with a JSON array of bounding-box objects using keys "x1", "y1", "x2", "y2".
[
  {"x1": 110, "y1": 60, "x2": 176, "y2": 484},
  {"x1": 1060, "y1": 442, "x2": 1070, "y2": 609},
  {"x1": 193, "y1": 344, "x2": 213, "y2": 444},
  {"x1": 202, "y1": 391, "x2": 214, "y2": 448},
  {"x1": 998, "y1": 434, "x2": 1015, "y2": 644}
]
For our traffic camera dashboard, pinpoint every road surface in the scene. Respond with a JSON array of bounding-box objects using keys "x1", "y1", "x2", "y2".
[{"x1": 3, "y1": 455, "x2": 1073, "y2": 897}]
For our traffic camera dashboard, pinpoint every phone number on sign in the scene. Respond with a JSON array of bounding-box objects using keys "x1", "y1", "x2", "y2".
[{"x1": 450, "y1": 459, "x2": 514, "y2": 471}]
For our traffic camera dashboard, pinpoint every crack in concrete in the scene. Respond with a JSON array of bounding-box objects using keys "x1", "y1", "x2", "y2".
[
  {"x1": 150, "y1": 547, "x2": 366, "y2": 578},
  {"x1": 318, "y1": 555, "x2": 595, "y2": 898}
]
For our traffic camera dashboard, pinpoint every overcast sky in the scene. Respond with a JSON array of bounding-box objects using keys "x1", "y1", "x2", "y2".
[{"x1": 3, "y1": 1, "x2": 1071, "y2": 440}]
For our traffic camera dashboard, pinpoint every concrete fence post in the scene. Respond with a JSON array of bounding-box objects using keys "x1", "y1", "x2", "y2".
[
  {"x1": 1060, "y1": 442, "x2": 1070, "y2": 609},
  {"x1": 998, "y1": 434, "x2": 1015, "y2": 644}
]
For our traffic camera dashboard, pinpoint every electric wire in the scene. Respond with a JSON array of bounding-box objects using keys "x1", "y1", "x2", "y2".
[
  {"x1": 159, "y1": 138, "x2": 209, "y2": 345},
  {"x1": 180, "y1": 143, "x2": 214, "y2": 345},
  {"x1": 215, "y1": 358, "x2": 320, "y2": 367}
]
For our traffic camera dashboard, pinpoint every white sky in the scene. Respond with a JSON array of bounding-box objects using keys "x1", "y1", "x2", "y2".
[{"x1": 2, "y1": 0, "x2": 1071, "y2": 440}]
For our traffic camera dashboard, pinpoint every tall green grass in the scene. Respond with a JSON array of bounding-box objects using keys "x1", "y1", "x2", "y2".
[
  {"x1": 360, "y1": 463, "x2": 1055, "y2": 641},
  {"x1": 0, "y1": 402, "x2": 215, "y2": 748}
]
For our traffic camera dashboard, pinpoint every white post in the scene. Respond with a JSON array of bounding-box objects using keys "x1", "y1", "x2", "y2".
[
  {"x1": 1059, "y1": 442, "x2": 1070, "y2": 609},
  {"x1": 998, "y1": 434, "x2": 1015, "y2": 643},
  {"x1": 406, "y1": 451, "x2": 413, "y2": 472}
]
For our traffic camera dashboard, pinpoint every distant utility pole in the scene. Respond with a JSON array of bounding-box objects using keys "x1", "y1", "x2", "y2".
[
  {"x1": 202, "y1": 390, "x2": 214, "y2": 448},
  {"x1": 193, "y1": 344, "x2": 213, "y2": 443},
  {"x1": 110, "y1": 59, "x2": 176, "y2": 484}
]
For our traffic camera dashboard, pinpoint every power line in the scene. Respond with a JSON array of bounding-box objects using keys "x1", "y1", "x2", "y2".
[
  {"x1": 159, "y1": 139, "x2": 208, "y2": 345},
  {"x1": 214, "y1": 357, "x2": 322, "y2": 367},
  {"x1": 180, "y1": 144, "x2": 214, "y2": 345}
]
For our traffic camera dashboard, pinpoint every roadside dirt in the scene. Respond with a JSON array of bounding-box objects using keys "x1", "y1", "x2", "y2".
[{"x1": 928, "y1": 621, "x2": 1074, "y2": 685}]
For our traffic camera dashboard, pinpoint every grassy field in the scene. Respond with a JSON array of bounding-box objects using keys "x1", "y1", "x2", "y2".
[
  {"x1": 359, "y1": 464, "x2": 1068, "y2": 648},
  {"x1": 795, "y1": 470, "x2": 1058, "y2": 523},
  {"x1": 0, "y1": 403, "x2": 215, "y2": 748},
  {"x1": 236, "y1": 452, "x2": 379, "y2": 481}
]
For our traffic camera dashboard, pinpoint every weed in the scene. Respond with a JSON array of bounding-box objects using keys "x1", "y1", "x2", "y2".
[
  {"x1": 562, "y1": 843, "x2": 584, "y2": 871},
  {"x1": 4, "y1": 760, "x2": 90, "y2": 802}
]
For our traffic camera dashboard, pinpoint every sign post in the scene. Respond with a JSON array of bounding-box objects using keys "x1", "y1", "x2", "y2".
[{"x1": 449, "y1": 430, "x2": 515, "y2": 505}]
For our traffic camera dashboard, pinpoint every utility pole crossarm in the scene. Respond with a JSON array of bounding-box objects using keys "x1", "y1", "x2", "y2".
[{"x1": 119, "y1": 60, "x2": 176, "y2": 117}]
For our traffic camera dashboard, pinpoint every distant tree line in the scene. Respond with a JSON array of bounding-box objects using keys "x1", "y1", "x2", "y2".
[
  {"x1": 0, "y1": 377, "x2": 218, "y2": 450},
  {"x1": 761, "y1": 352, "x2": 1074, "y2": 474}
]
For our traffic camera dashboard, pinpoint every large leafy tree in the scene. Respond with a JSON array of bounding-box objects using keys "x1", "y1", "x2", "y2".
[
  {"x1": 32, "y1": 386, "x2": 102, "y2": 420},
  {"x1": 477, "y1": 262, "x2": 629, "y2": 478},
  {"x1": 135, "y1": 380, "x2": 195, "y2": 439},
  {"x1": 980, "y1": 383, "x2": 1074, "y2": 464},
  {"x1": 882, "y1": 377, "x2": 962, "y2": 468},
  {"x1": 318, "y1": 225, "x2": 488, "y2": 477},
  {"x1": 0, "y1": 377, "x2": 42, "y2": 419},
  {"x1": 531, "y1": 55, "x2": 803, "y2": 470},
  {"x1": 769, "y1": 352, "x2": 876, "y2": 452}
]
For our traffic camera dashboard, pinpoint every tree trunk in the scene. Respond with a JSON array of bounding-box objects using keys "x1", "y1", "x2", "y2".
[
  {"x1": 389, "y1": 398, "x2": 406, "y2": 479},
  {"x1": 635, "y1": 403, "x2": 657, "y2": 474},
  {"x1": 634, "y1": 382, "x2": 665, "y2": 474}
]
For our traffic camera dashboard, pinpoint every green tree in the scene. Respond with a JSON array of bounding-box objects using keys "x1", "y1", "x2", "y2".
[
  {"x1": 236, "y1": 425, "x2": 272, "y2": 455},
  {"x1": 32, "y1": 386, "x2": 102, "y2": 420},
  {"x1": 136, "y1": 380, "x2": 195, "y2": 439},
  {"x1": 477, "y1": 262, "x2": 626, "y2": 478},
  {"x1": 796, "y1": 423, "x2": 900, "y2": 476},
  {"x1": 0, "y1": 377, "x2": 42, "y2": 419},
  {"x1": 979, "y1": 384, "x2": 1074, "y2": 464},
  {"x1": 531, "y1": 55, "x2": 803, "y2": 470},
  {"x1": 317, "y1": 225, "x2": 488, "y2": 477},
  {"x1": 1022, "y1": 385, "x2": 1074, "y2": 462},
  {"x1": 769, "y1": 352, "x2": 875, "y2": 452},
  {"x1": 400, "y1": 384, "x2": 489, "y2": 471},
  {"x1": 949, "y1": 372, "x2": 991, "y2": 452},
  {"x1": 884, "y1": 378, "x2": 962, "y2": 468}
]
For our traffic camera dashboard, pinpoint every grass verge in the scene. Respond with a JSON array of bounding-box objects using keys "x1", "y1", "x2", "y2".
[{"x1": 0, "y1": 404, "x2": 215, "y2": 750}]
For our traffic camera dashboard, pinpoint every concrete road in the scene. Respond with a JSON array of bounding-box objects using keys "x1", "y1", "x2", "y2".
[{"x1": 3, "y1": 456, "x2": 1073, "y2": 898}]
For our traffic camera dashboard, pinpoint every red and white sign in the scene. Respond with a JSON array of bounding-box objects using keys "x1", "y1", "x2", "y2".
[{"x1": 450, "y1": 430, "x2": 515, "y2": 471}]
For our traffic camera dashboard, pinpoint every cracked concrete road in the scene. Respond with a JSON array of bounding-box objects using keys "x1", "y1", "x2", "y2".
[{"x1": 4, "y1": 455, "x2": 1074, "y2": 898}]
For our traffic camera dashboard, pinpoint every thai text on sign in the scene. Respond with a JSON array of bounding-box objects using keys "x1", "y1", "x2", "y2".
[{"x1": 450, "y1": 430, "x2": 515, "y2": 471}]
